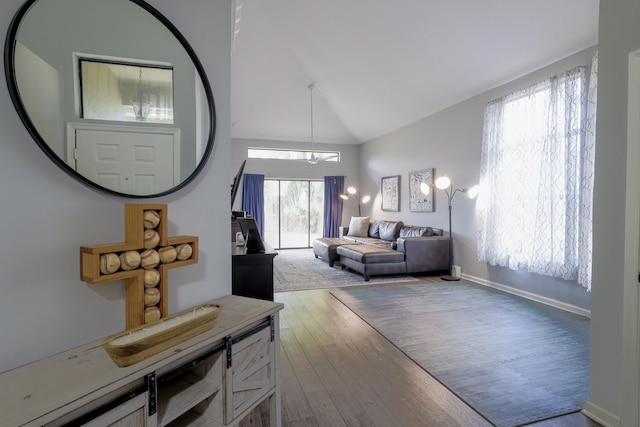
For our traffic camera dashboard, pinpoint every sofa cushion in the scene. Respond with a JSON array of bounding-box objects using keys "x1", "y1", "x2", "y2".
[
  {"x1": 347, "y1": 216, "x2": 370, "y2": 237},
  {"x1": 378, "y1": 220, "x2": 403, "y2": 241},
  {"x1": 368, "y1": 220, "x2": 380, "y2": 238},
  {"x1": 343, "y1": 236, "x2": 388, "y2": 246},
  {"x1": 368, "y1": 239, "x2": 396, "y2": 249},
  {"x1": 400, "y1": 225, "x2": 434, "y2": 237},
  {"x1": 337, "y1": 244, "x2": 405, "y2": 264}
]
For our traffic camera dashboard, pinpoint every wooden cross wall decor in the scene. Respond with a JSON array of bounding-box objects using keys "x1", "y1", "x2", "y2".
[{"x1": 80, "y1": 204, "x2": 199, "y2": 329}]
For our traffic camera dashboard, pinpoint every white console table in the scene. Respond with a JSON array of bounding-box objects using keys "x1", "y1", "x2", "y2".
[{"x1": 0, "y1": 295, "x2": 283, "y2": 427}]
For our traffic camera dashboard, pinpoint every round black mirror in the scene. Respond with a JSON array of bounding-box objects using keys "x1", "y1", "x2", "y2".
[{"x1": 4, "y1": 0, "x2": 216, "y2": 197}]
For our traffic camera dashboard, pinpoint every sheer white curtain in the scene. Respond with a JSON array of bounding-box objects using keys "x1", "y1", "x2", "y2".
[
  {"x1": 578, "y1": 53, "x2": 597, "y2": 290},
  {"x1": 478, "y1": 61, "x2": 596, "y2": 290}
]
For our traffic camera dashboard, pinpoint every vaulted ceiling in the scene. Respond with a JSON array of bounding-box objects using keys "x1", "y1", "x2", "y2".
[{"x1": 230, "y1": 0, "x2": 599, "y2": 145}]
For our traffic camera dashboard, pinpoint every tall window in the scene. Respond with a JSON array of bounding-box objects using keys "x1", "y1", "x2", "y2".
[{"x1": 478, "y1": 63, "x2": 596, "y2": 290}]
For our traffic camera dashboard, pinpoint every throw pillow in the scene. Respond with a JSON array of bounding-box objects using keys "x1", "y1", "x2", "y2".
[
  {"x1": 378, "y1": 220, "x2": 402, "y2": 241},
  {"x1": 347, "y1": 216, "x2": 370, "y2": 237}
]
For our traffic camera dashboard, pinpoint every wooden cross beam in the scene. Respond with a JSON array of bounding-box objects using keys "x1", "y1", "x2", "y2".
[{"x1": 80, "y1": 204, "x2": 198, "y2": 329}]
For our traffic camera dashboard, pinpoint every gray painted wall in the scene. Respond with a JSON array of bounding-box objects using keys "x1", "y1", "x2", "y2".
[
  {"x1": 0, "y1": 0, "x2": 633, "y2": 422},
  {"x1": 360, "y1": 46, "x2": 597, "y2": 313},
  {"x1": 0, "y1": 0, "x2": 232, "y2": 373}
]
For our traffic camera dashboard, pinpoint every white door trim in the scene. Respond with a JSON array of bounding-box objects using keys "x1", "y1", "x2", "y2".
[{"x1": 622, "y1": 49, "x2": 640, "y2": 427}]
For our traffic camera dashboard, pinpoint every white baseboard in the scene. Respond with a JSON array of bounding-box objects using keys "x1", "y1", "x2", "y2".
[
  {"x1": 460, "y1": 273, "x2": 591, "y2": 318},
  {"x1": 582, "y1": 400, "x2": 621, "y2": 427}
]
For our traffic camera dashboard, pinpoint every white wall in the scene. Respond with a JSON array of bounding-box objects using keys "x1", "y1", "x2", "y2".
[
  {"x1": 587, "y1": 0, "x2": 640, "y2": 423},
  {"x1": 0, "y1": 0, "x2": 232, "y2": 373}
]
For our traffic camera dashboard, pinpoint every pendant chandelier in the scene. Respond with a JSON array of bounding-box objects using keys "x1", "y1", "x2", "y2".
[{"x1": 132, "y1": 68, "x2": 150, "y2": 122}]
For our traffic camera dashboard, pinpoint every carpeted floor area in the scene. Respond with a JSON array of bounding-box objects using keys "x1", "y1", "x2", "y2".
[
  {"x1": 331, "y1": 280, "x2": 590, "y2": 427},
  {"x1": 273, "y1": 248, "x2": 420, "y2": 292}
]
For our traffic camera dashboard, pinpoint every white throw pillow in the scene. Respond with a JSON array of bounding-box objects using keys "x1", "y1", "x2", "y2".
[{"x1": 347, "y1": 216, "x2": 370, "y2": 237}]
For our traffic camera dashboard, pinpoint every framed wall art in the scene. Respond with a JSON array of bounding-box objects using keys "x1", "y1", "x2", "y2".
[
  {"x1": 381, "y1": 175, "x2": 400, "y2": 211},
  {"x1": 409, "y1": 168, "x2": 434, "y2": 212}
]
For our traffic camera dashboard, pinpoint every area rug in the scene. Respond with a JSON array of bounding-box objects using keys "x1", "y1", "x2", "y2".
[
  {"x1": 274, "y1": 248, "x2": 419, "y2": 292},
  {"x1": 331, "y1": 281, "x2": 590, "y2": 427}
]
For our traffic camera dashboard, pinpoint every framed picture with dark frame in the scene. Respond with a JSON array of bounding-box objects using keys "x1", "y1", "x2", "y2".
[
  {"x1": 409, "y1": 168, "x2": 434, "y2": 212},
  {"x1": 381, "y1": 175, "x2": 400, "y2": 211}
]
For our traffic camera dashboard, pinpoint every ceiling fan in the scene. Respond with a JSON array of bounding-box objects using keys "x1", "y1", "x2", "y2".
[{"x1": 305, "y1": 83, "x2": 339, "y2": 164}]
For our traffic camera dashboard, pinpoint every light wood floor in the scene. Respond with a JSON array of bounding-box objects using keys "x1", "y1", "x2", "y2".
[{"x1": 241, "y1": 280, "x2": 601, "y2": 427}]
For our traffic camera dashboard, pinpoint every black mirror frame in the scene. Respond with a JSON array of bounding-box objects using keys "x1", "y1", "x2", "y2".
[{"x1": 4, "y1": 0, "x2": 216, "y2": 198}]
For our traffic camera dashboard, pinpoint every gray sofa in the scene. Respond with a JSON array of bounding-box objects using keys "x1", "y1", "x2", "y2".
[{"x1": 313, "y1": 218, "x2": 449, "y2": 280}]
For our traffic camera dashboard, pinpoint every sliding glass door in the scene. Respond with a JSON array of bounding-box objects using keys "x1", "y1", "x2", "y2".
[{"x1": 264, "y1": 180, "x2": 324, "y2": 249}]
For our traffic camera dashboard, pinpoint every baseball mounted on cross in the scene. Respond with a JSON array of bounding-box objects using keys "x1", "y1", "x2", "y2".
[{"x1": 80, "y1": 204, "x2": 199, "y2": 329}]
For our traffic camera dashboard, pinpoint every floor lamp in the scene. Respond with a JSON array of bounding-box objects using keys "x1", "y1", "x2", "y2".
[
  {"x1": 434, "y1": 176, "x2": 479, "y2": 281},
  {"x1": 340, "y1": 187, "x2": 370, "y2": 216}
]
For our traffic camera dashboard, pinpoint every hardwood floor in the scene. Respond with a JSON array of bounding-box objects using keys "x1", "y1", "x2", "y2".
[{"x1": 241, "y1": 281, "x2": 601, "y2": 427}]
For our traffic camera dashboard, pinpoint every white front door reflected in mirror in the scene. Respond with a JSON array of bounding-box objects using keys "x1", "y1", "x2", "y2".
[{"x1": 73, "y1": 126, "x2": 179, "y2": 195}]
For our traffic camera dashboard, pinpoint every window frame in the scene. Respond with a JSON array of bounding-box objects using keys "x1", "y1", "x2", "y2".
[{"x1": 248, "y1": 147, "x2": 340, "y2": 162}]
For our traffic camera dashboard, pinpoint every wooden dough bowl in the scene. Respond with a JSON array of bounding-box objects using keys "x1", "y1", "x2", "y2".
[{"x1": 102, "y1": 303, "x2": 222, "y2": 367}]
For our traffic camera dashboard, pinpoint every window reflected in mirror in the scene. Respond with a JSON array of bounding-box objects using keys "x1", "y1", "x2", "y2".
[{"x1": 80, "y1": 58, "x2": 174, "y2": 124}]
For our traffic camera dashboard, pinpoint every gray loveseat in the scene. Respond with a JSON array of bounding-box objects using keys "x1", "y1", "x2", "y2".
[{"x1": 312, "y1": 217, "x2": 449, "y2": 280}]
